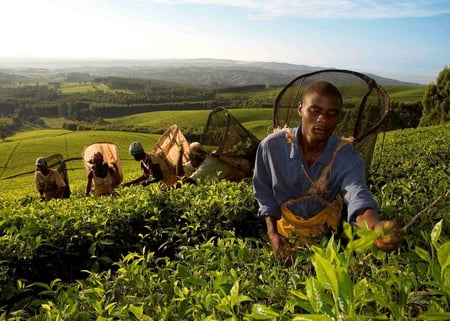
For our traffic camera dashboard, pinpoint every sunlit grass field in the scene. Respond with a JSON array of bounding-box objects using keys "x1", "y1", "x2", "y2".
[
  {"x1": 106, "y1": 109, "x2": 215, "y2": 129},
  {"x1": 0, "y1": 130, "x2": 162, "y2": 197},
  {"x1": 1, "y1": 108, "x2": 274, "y2": 198},
  {"x1": 58, "y1": 82, "x2": 134, "y2": 95},
  {"x1": 105, "y1": 108, "x2": 273, "y2": 136},
  {"x1": 41, "y1": 108, "x2": 274, "y2": 138},
  {"x1": 385, "y1": 85, "x2": 426, "y2": 102}
]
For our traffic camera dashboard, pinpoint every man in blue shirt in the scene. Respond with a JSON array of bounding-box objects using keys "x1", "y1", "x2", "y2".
[{"x1": 253, "y1": 81, "x2": 401, "y2": 260}]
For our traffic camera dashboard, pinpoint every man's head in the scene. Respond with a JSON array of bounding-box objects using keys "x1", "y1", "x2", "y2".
[
  {"x1": 189, "y1": 142, "x2": 207, "y2": 168},
  {"x1": 298, "y1": 81, "x2": 343, "y2": 143},
  {"x1": 35, "y1": 157, "x2": 49, "y2": 173},
  {"x1": 129, "y1": 141, "x2": 146, "y2": 161},
  {"x1": 91, "y1": 151, "x2": 104, "y2": 166}
]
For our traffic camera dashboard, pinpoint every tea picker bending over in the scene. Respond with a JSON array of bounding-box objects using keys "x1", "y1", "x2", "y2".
[
  {"x1": 124, "y1": 141, "x2": 179, "y2": 187},
  {"x1": 85, "y1": 151, "x2": 119, "y2": 197},
  {"x1": 252, "y1": 81, "x2": 402, "y2": 261},
  {"x1": 35, "y1": 157, "x2": 67, "y2": 201},
  {"x1": 176, "y1": 142, "x2": 230, "y2": 184}
]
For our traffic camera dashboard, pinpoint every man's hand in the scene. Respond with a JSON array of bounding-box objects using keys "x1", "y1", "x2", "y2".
[
  {"x1": 355, "y1": 208, "x2": 402, "y2": 252},
  {"x1": 265, "y1": 215, "x2": 296, "y2": 264},
  {"x1": 374, "y1": 220, "x2": 402, "y2": 252},
  {"x1": 268, "y1": 231, "x2": 295, "y2": 262}
]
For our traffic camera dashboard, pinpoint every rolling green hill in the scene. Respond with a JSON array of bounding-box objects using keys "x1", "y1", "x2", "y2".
[
  {"x1": 105, "y1": 108, "x2": 273, "y2": 137},
  {"x1": 0, "y1": 58, "x2": 427, "y2": 87},
  {"x1": 106, "y1": 110, "x2": 214, "y2": 130},
  {"x1": 383, "y1": 85, "x2": 426, "y2": 102}
]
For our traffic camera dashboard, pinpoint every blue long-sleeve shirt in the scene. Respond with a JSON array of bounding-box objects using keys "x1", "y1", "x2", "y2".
[{"x1": 252, "y1": 126, "x2": 378, "y2": 223}]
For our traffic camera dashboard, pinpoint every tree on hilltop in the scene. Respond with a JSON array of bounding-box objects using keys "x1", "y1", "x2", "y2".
[{"x1": 420, "y1": 67, "x2": 450, "y2": 126}]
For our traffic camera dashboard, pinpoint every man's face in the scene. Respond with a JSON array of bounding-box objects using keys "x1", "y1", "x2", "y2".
[
  {"x1": 36, "y1": 164, "x2": 48, "y2": 173},
  {"x1": 298, "y1": 93, "x2": 342, "y2": 143},
  {"x1": 189, "y1": 154, "x2": 203, "y2": 168},
  {"x1": 133, "y1": 153, "x2": 145, "y2": 161},
  {"x1": 93, "y1": 157, "x2": 103, "y2": 167}
]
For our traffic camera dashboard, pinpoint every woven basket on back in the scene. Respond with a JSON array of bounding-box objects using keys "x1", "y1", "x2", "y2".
[{"x1": 273, "y1": 69, "x2": 390, "y2": 176}]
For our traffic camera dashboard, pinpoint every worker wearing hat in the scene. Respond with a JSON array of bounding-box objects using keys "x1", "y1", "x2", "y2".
[
  {"x1": 177, "y1": 142, "x2": 230, "y2": 184},
  {"x1": 34, "y1": 157, "x2": 67, "y2": 200},
  {"x1": 124, "y1": 141, "x2": 178, "y2": 187}
]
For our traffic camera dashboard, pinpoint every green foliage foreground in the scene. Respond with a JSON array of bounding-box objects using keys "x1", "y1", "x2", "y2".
[{"x1": 0, "y1": 124, "x2": 449, "y2": 320}]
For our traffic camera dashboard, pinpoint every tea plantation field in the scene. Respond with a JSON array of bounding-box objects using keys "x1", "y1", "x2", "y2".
[
  {"x1": 0, "y1": 129, "x2": 163, "y2": 198},
  {"x1": 0, "y1": 122, "x2": 449, "y2": 320}
]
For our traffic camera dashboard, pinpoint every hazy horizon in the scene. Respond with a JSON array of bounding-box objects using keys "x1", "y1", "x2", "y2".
[{"x1": 2, "y1": 0, "x2": 449, "y2": 84}]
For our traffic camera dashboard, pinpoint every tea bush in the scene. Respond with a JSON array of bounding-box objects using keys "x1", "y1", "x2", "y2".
[{"x1": 0, "y1": 123, "x2": 449, "y2": 320}]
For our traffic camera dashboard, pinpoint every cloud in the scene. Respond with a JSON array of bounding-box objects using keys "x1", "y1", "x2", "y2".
[{"x1": 146, "y1": 0, "x2": 450, "y2": 18}]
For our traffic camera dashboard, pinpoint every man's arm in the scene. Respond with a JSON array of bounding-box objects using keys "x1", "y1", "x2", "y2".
[
  {"x1": 124, "y1": 162, "x2": 149, "y2": 187},
  {"x1": 355, "y1": 208, "x2": 402, "y2": 252},
  {"x1": 53, "y1": 170, "x2": 67, "y2": 198},
  {"x1": 123, "y1": 174, "x2": 147, "y2": 187},
  {"x1": 108, "y1": 164, "x2": 116, "y2": 176},
  {"x1": 85, "y1": 171, "x2": 93, "y2": 196},
  {"x1": 253, "y1": 142, "x2": 295, "y2": 259},
  {"x1": 176, "y1": 146, "x2": 185, "y2": 177},
  {"x1": 339, "y1": 153, "x2": 401, "y2": 252},
  {"x1": 252, "y1": 142, "x2": 281, "y2": 219},
  {"x1": 141, "y1": 165, "x2": 164, "y2": 186},
  {"x1": 35, "y1": 172, "x2": 45, "y2": 199},
  {"x1": 175, "y1": 147, "x2": 197, "y2": 184},
  {"x1": 265, "y1": 215, "x2": 295, "y2": 261},
  {"x1": 110, "y1": 163, "x2": 121, "y2": 187},
  {"x1": 150, "y1": 163, "x2": 164, "y2": 182}
]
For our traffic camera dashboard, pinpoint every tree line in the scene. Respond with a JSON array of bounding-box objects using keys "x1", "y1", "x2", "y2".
[{"x1": 0, "y1": 68, "x2": 449, "y2": 139}]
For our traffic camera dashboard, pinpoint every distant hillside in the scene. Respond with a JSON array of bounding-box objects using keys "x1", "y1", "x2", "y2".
[
  {"x1": 0, "y1": 58, "x2": 424, "y2": 87},
  {"x1": 0, "y1": 70, "x2": 31, "y2": 84}
]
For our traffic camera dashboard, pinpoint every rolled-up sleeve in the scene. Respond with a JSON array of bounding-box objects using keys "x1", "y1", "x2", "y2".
[{"x1": 340, "y1": 159, "x2": 379, "y2": 223}]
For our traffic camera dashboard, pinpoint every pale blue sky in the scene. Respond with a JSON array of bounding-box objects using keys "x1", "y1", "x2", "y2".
[{"x1": 1, "y1": 0, "x2": 449, "y2": 84}]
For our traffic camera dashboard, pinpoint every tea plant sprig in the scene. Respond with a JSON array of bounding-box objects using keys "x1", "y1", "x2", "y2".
[{"x1": 402, "y1": 189, "x2": 450, "y2": 232}]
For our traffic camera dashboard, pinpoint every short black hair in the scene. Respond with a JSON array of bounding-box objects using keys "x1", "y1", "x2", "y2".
[{"x1": 302, "y1": 81, "x2": 343, "y2": 107}]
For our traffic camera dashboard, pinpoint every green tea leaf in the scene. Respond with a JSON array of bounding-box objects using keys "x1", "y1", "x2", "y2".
[
  {"x1": 306, "y1": 278, "x2": 324, "y2": 313},
  {"x1": 312, "y1": 253, "x2": 338, "y2": 294},
  {"x1": 292, "y1": 314, "x2": 333, "y2": 321},
  {"x1": 431, "y1": 220, "x2": 443, "y2": 249},
  {"x1": 342, "y1": 221, "x2": 353, "y2": 241},
  {"x1": 438, "y1": 241, "x2": 450, "y2": 271},
  {"x1": 129, "y1": 304, "x2": 143, "y2": 319},
  {"x1": 337, "y1": 269, "x2": 354, "y2": 315},
  {"x1": 346, "y1": 228, "x2": 378, "y2": 253},
  {"x1": 415, "y1": 312, "x2": 450, "y2": 320},
  {"x1": 415, "y1": 246, "x2": 432, "y2": 263},
  {"x1": 249, "y1": 303, "x2": 280, "y2": 319}
]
